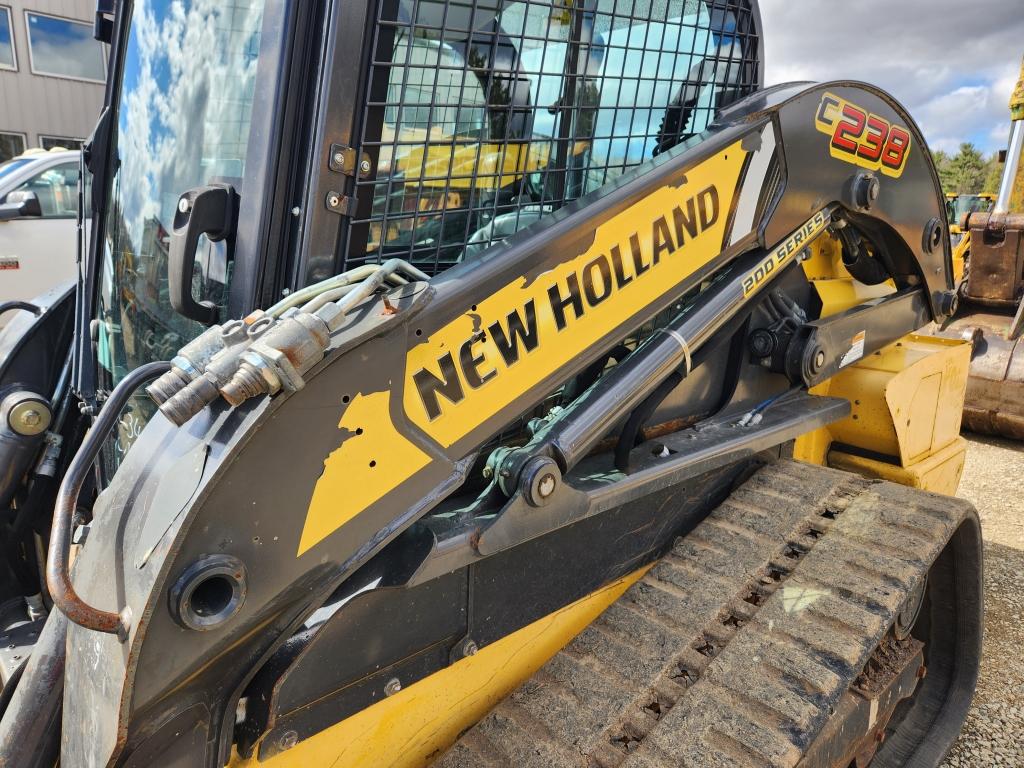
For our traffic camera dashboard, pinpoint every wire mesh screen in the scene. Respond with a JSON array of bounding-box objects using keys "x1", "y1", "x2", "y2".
[{"x1": 341, "y1": 0, "x2": 760, "y2": 276}]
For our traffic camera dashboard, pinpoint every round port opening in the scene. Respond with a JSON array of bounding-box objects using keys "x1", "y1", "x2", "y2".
[{"x1": 170, "y1": 555, "x2": 247, "y2": 631}]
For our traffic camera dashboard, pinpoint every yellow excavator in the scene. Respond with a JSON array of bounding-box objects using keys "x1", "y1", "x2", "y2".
[
  {"x1": 936, "y1": 54, "x2": 1024, "y2": 438},
  {"x1": 0, "y1": 2, "x2": 982, "y2": 767}
]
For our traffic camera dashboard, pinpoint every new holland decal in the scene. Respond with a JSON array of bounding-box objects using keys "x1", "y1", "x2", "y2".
[
  {"x1": 298, "y1": 140, "x2": 751, "y2": 556},
  {"x1": 404, "y1": 141, "x2": 750, "y2": 448},
  {"x1": 815, "y1": 92, "x2": 911, "y2": 178}
]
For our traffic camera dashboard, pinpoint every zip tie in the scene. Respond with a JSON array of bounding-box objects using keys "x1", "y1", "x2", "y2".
[{"x1": 659, "y1": 328, "x2": 692, "y2": 374}]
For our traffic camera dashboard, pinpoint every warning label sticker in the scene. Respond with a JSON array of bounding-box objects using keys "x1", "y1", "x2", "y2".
[{"x1": 839, "y1": 330, "x2": 866, "y2": 368}]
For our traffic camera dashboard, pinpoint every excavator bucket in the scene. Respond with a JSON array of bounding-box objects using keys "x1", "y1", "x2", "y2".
[
  {"x1": 930, "y1": 55, "x2": 1024, "y2": 439},
  {"x1": 937, "y1": 210, "x2": 1024, "y2": 439}
]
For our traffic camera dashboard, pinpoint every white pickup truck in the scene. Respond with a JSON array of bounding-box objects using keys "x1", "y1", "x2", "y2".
[{"x1": 0, "y1": 149, "x2": 84, "y2": 326}]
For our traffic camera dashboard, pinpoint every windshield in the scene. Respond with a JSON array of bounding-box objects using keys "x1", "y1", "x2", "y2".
[
  {"x1": 95, "y1": 0, "x2": 268, "y2": 465},
  {"x1": 948, "y1": 194, "x2": 992, "y2": 225}
]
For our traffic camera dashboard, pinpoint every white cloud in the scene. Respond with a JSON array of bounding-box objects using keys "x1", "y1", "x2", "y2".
[
  {"x1": 116, "y1": 0, "x2": 263, "y2": 249},
  {"x1": 759, "y1": 0, "x2": 1024, "y2": 155}
]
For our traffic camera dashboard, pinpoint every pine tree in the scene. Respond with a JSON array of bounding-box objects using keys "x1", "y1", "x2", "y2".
[
  {"x1": 946, "y1": 143, "x2": 987, "y2": 194},
  {"x1": 982, "y1": 153, "x2": 1003, "y2": 195}
]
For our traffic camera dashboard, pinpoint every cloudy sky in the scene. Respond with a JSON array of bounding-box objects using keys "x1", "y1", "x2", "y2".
[{"x1": 759, "y1": 0, "x2": 1024, "y2": 156}]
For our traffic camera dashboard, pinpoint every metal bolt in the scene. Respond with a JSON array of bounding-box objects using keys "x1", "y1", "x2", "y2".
[
  {"x1": 359, "y1": 158, "x2": 372, "y2": 175},
  {"x1": 11, "y1": 655, "x2": 19, "y2": 661},
  {"x1": 481, "y1": 465, "x2": 493, "y2": 479},
  {"x1": 278, "y1": 730, "x2": 298, "y2": 751},
  {"x1": 327, "y1": 193, "x2": 341, "y2": 209},
  {"x1": 19, "y1": 409, "x2": 41, "y2": 428},
  {"x1": 178, "y1": 197, "x2": 190, "y2": 213},
  {"x1": 333, "y1": 151, "x2": 346, "y2": 167},
  {"x1": 462, "y1": 639, "x2": 478, "y2": 657},
  {"x1": 385, "y1": 677, "x2": 402, "y2": 696},
  {"x1": 291, "y1": 206, "x2": 301, "y2": 217},
  {"x1": 814, "y1": 349, "x2": 826, "y2": 370},
  {"x1": 537, "y1": 473, "x2": 557, "y2": 498}
]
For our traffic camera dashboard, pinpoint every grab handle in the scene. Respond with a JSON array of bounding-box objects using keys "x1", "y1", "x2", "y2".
[{"x1": 47, "y1": 361, "x2": 171, "y2": 639}]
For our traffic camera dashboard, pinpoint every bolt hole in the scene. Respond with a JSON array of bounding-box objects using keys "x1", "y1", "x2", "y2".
[
  {"x1": 415, "y1": 328, "x2": 423, "y2": 337},
  {"x1": 369, "y1": 460, "x2": 377, "y2": 468},
  {"x1": 355, "y1": 427, "x2": 364, "y2": 435},
  {"x1": 471, "y1": 304, "x2": 477, "y2": 311},
  {"x1": 342, "y1": 395, "x2": 350, "y2": 403}
]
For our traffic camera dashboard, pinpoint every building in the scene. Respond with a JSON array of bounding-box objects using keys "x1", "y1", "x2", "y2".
[{"x1": 0, "y1": 0, "x2": 106, "y2": 162}]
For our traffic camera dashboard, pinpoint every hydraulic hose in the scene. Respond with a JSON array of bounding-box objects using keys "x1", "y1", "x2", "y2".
[{"x1": 46, "y1": 361, "x2": 171, "y2": 638}]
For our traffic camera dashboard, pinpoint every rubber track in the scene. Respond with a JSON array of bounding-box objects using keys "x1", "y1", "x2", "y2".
[{"x1": 437, "y1": 459, "x2": 975, "y2": 768}]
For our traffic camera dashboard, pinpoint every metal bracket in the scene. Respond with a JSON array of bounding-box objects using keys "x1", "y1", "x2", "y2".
[
  {"x1": 327, "y1": 143, "x2": 372, "y2": 179},
  {"x1": 324, "y1": 191, "x2": 357, "y2": 217}
]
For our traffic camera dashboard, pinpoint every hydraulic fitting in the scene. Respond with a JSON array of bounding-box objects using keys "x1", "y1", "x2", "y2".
[
  {"x1": 159, "y1": 315, "x2": 275, "y2": 426},
  {"x1": 146, "y1": 314, "x2": 262, "y2": 405},
  {"x1": 158, "y1": 304, "x2": 344, "y2": 425},
  {"x1": 220, "y1": 305, "x2": 341, "y2": 406}
]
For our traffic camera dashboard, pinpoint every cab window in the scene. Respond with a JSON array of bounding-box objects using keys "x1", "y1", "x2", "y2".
[{"x1": 346, "y1": 0, "x2": 757, "y2": 276}]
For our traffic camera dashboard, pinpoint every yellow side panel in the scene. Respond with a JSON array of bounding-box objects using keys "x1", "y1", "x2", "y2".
[
  {"x1": 821, "y1": 335, "x2": 969, "y2": 466},
  {"x1": 233, "y1": 567, "x2": 648, "y2": 768},
  {"x1": 793, "y1": 383, "x2": 832, "y2": 466},
  {"x1": 904, "y1": 372, "x2": 941, "y2": 460},
  {"x1": 811, "y1": 279, "x2": 895, "y2": 315},
  {"x1": 828, "y1": 437, "x2": 968, "y2": 496},
  {"x1": 298, "y1": 390, "x2": 430, "y2": 555}
]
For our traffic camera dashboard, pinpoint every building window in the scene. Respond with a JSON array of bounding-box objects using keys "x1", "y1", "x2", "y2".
[
  {"x1": 0, "y1": 6, "x2": 15, "y2": 71},
  {"x1": 25, "y1": 11, "x2": 105, "y2": 83},
  {"x1": 39, "y1": 136, "x2": 83, "y2": 151},
  {"x1": 0, "y1": 132, "x2": 26, "y2": 163}
]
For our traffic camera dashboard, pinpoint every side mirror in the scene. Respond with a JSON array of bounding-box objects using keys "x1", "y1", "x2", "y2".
[{"x1": 0, "y1": 191, "x2": 43, "y2": 220}]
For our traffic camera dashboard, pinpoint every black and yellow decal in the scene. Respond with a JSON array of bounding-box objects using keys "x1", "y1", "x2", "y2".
[
  {"x1": 742, "y1": 210, "x2": 830, "y2": 297},
  {"x1": 298, "y1": 140, "x2": 748, "y2": 556},
  {"x1": 814, "y1": 92, "x2": 911, "y2": 178},
  {"x1": 404, "y1": 141, "x2": 749, "y2": 447}
]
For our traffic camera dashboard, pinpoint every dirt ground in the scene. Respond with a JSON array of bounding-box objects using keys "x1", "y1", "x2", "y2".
[{"x1": 941, "y1": 433, "x2": 1024, "y2": 767}]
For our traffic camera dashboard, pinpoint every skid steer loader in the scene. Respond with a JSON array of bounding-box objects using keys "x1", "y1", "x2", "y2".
[
  {"x1": 932, "y1": 54, "x2": 1024, "y2": 438},
  {"x1": 0, "y1": 1, "x2": 982, "y2": 766}
]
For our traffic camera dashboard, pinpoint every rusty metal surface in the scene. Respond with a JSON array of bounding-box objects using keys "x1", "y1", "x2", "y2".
[
  {"x1": 438, "y1": 460, "x2": 978, "y2": 768},
  {"x1": 938, "y1": 314, "x2": 1024, "y2": 440},
  {"x1": 963, "y1": 212, "x2": 1024, "y2": 308}
]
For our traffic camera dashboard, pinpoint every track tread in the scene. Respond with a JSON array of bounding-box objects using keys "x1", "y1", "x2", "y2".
[{"x1": 436, "y1": 460, "x2": 976, "y2": 768}]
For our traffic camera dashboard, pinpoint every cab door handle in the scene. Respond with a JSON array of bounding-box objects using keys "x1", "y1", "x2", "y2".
[{"x1": 168, "y1": 183, "x2": 238, "y2": 325}]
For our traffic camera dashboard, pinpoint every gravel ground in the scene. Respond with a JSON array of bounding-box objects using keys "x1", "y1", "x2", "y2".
[{"x1": 941, "y1": 433, "x2": 1024, "y2": 768}]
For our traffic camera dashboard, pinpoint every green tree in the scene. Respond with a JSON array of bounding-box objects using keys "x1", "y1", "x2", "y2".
[
  {"x1": 946, "y1": 142, "x2": 987, "y2": 194},
  {"x1": 982, "y1": 153, "x2": 1004, "y2": 195},
  {"x1": 931, "y1": 149, "x2": 952, "y2": 193}
]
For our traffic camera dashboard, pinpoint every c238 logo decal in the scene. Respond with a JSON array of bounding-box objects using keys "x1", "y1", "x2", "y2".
[{"x1": 814, "y1": 92, "x2": 911, "y2": 178}]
